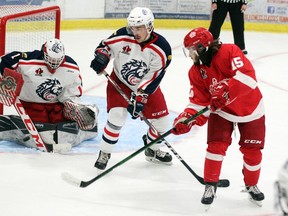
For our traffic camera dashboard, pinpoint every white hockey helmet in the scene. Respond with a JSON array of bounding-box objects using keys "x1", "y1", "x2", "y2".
[
  {"x1": 42, "y1": 38, "x2": 65, "y2": 73},
  {"x1": 127, "y1": 7, "x2": 154, "y2": 33}
]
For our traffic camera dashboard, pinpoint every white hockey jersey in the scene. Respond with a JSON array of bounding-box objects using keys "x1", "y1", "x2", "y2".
[
  {"x1": 97, "y1": 27, "x2": 172, "y2": 94},
  {"x1": 0, "y1": 50, "x2": 82, "y2": 103}
]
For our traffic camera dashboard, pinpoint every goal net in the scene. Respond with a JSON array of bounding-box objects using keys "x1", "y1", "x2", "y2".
[{"x1": 0, "y1": 5, "x2": 61, "y2": 114}]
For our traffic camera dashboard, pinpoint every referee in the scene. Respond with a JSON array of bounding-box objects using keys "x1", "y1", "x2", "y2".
[{"x1": 209, "y1": 0, "x2": 248, "y2": 55}]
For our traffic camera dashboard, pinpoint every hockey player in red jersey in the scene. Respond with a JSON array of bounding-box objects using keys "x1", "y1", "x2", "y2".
[
  {"x1": 0, "y1": 39, "x2": 99, "y2": 152},
  {"x1": 90, "y1": 7, "x2": 173, "y2": 170},
  {"x1": 172, "y1": 27, "x2": 265, "y2": 207}
]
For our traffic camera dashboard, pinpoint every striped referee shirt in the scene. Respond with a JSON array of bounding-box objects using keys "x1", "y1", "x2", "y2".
[{"x1": 212, "y1": 0, "x2": 248, "y2": 3}]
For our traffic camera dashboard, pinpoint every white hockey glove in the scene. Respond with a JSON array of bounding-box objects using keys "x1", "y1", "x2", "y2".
[{"x1": 63, "y1": 101, "x2": 99, "y2": 130}]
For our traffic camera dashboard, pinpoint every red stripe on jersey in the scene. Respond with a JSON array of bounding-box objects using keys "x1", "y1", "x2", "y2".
[
  {"x1": 78, "y1": 74, "x2": 83, "y2": 96},
  {"x1": 19, "y1": 61, "x2": 46, "y2": 66},
  {"x1": 148, "y1": 44, "x2": 166, "y2": 67},
  {"x1": 61, "y1": 62, "x2": 79, "y2": 70},
  {"x1": 18, "y1": 60, "x2": 79, "y2": 71},
  {"x1": 139, "y1": 71, "x2": 158, "y2": 89},
  {"x1": 138, "y1": 70, "x2": 159, "y2": 90},
  {"x1": 78, "y1": 86, "x2": 82, "y2": 96},
  {"x1": 105, "y1": 37, "x2": 137, "y2": 46}
]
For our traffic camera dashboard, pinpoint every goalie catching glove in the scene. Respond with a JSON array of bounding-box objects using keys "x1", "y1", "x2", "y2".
[
  {"x1": 63, "y1": 101, "x2": 99, "y2": 130},
  {"x1": 172, "y1": 112, "x2": 196, "y2": 135},
  {"x1": 90, "y1": 47, "x2": 110, "y2": 74},
  {"x1": 127, "y1": 92, "x2": 148, "y2": 119}
]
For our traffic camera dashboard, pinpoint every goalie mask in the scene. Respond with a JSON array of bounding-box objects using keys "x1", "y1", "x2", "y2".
[
  {"x1": 127, "y1": 7, "x2": 154, "y2": 34},
  {"x1": 42, "y1": 39, "x2": 65, "y2": 73}
]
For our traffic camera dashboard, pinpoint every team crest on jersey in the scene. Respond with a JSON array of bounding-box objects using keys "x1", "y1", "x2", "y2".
[
  {"x1": 36, "y1": 78, "x2": 63, "y2": 101},
  {"x1": 121, "y1": 59, "x2": 149, "y2": 86},
  {"x1": 121, "y1": 45, "x2": 131, "y2": 55},
  {"x1": 35, "y1": 68, "x2": 43, "y2": 76},
  {"x1": 200, "y1": 68, "x2": 207, "y2": 79},
  {"x1": 209, "y1": 78, "x2": 229, "y2": 94}
]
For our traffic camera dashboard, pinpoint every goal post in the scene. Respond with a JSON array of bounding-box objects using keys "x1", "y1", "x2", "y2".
[{"x1": 0, "y1": 5, "x2": 61, "y2": 114}]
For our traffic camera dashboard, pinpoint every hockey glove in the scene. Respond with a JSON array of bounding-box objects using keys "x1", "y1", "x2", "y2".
[
  {"x1": 127, "y1": 92, "x2": 148, "y2": 119},
  {"x1": 90, "y1": 48, "x2": 110, "y2": 74},
  {"x1": 63, "y1": 101, "x2": 99, "y2": 130},
  {"x1": 172, "y1": 112, "x2": 196, "y2": 135},
  {"x1": 210, "y1": 81, "x2": 229, "y2": 112}
]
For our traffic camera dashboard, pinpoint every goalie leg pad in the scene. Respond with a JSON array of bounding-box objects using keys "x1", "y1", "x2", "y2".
[
  {"x1": 0, "y1": 115, "x2": 29, "y2": 134},
  {"x1": 53, "y1": 121, "x2": 98, "y2": 147},
  {"x1": 0, "y1": 115, "x2": 97, "y2": 150}
]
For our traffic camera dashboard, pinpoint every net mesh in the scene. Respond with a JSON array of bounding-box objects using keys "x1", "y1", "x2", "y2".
[
  {"x1": 0, "y1": 5, "x2": 60, "y2": 54},
  {"x1": 0, "y1": 5, "x2": 60, "y2": 114}
]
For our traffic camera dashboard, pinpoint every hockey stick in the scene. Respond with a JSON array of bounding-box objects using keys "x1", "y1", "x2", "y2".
[
  {"x1": 61, "y1": 106, "x2": 208, "y2": 187},
  {"x1": 102, "y1": 70, "x2": 229, "y2": 187},
  {"x1": 0, "y1": 68, "x2": 71, "y2": 153}
]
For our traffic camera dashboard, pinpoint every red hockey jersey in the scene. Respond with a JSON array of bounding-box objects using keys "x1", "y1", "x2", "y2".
[{"x1": 185, "y1": 44, "x2": 264, "y2": 124}]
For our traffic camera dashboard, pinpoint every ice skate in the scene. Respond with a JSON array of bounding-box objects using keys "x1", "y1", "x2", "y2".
[
  {"x1": 142, "y1": 135, "x2": 172, "y2": 165},
  {"x1": 201, "y1": 183, "x2": 217, "y2": 211},
  {"x1": 94, "y1": 150, "x2": 111, "y2": 170},
  {"x1": 242, "y1": 185, "x2": 265, "y2": 207}
]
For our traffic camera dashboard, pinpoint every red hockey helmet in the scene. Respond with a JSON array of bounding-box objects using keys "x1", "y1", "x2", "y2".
[{"x1": 183, "y1": 27, "x2": 213, "y2": 49}]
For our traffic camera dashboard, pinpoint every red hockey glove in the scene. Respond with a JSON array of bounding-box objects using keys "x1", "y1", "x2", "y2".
[
  {"x1": 90, "y1": 48, "x2": 110, "y2": 74},
  {"x1": 127, "y1": 92, "x2": 148, "y2": 119},
  {"x1": 210, "y1": 81, "x2": 229, "y2": 112},
  {"x1": 172, "y1": 112, "x2": 196, "y2": 135}
]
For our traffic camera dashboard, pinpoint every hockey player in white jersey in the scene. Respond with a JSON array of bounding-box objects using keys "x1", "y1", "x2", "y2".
[
  {"x1": 90, "y1": 7, "x2": 173, "y2": 170},
  {"x1": 0, "y1": 39, "x2": 99, "y2": 152}
]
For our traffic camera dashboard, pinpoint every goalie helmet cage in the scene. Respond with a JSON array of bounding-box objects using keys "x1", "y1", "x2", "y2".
[{"x1": 0, "y1": 5, "x2": 61, "y2": 114}]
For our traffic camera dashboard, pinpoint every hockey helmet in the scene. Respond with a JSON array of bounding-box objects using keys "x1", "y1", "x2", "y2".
[
  {"x1": 42, "y1": 38, "x2": 65, "y2": 73},
  {"x1": 183, "y1": 27, "x2": 213, "y2": 50},
  {"x1": 127, "y1": 7, "x2": 154, "y2": 33}
]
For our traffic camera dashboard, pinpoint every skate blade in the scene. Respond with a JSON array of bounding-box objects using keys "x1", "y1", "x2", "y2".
[
  {"x1": 248, "y1": 196, "x2": 263, "y2": 207},
  {"x1": 203, "y1": 204, "x2": 211, "y2": 212},
  {"x1": 145, "y1": 157, "x2": 173, "y2": 166}
]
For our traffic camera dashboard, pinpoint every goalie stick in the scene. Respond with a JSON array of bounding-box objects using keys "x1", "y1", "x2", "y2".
[
  {"x1": 101, "y1": 70, "x2": 229, "y2": 188},
  {"x1": 0, "y1": 68, "x2": 71, "y2": 153},
  {"x1": 62, "y1": 106, "x2": 208, "y2": 187}
]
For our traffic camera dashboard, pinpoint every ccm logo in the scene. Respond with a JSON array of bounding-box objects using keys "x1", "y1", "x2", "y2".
[
  {"x1": 152, "y1": 110, "x2": 167, "y2": 117},
  {"x1": 244, "y1": 139, "x2": 262, "y2": 144}
]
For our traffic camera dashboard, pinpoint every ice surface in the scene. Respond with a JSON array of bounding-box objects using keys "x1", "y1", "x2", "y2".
[{"x1": 1, "y1": 29, "x2": 287, "y2": 216}]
